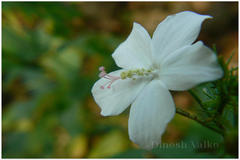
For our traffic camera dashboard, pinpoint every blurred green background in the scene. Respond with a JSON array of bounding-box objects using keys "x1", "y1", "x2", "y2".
[{"x1": 2, "y1": 2, "x2": 238, "y2": 158}]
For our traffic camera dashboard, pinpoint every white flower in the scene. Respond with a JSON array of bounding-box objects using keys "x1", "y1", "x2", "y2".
[{"x1": 91, "y1": 11, "x2": 223, "y2": 150}]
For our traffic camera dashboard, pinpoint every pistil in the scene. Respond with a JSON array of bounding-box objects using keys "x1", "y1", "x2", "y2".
[{"x1": 98, "y1": 66, "x2": 154, "y2": 89}]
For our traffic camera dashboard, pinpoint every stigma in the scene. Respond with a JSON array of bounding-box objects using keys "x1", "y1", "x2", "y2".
[{"x1": 98, "y1": 66, "x2": 121, "y2": 89}]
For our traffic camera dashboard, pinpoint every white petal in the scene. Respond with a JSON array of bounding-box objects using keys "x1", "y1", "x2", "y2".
[
  {"x1": 152, "y1": 11, "x2": 212, "y2": 65},
  {"x1": 91, "y1": 69, "x2": 149, "y2": 116},
  {"x1": 159, "y1": 41, "x2": 223, "y2": 91},
  {"x1": 112, "y1": 22, "x2": 153, "y2": 69},
  {"x1": 128, "y1": 80, "x2": 175, "y2": 150}
]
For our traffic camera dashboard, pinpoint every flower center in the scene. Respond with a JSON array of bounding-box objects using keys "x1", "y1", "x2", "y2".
[{"x1": 98, "y1": 66, "x2": 156, "y2": 89}]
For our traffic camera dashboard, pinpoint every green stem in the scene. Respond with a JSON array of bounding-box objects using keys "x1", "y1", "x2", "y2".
[
  {"x1": 188, "y1": 90, "x2": 204, "y2": 108},
  {"x1": 176, "y1": 108, "x2": 224, "y2": 136}
]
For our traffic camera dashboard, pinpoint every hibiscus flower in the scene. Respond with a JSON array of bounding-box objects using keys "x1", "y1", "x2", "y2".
[{"x1": 91, "y1": 11, "x2": 223, "y2": 149}]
